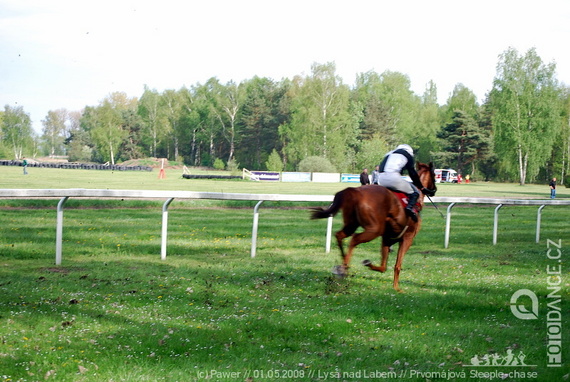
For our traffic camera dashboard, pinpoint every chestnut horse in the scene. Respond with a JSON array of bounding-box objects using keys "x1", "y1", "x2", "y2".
[{"x1": 310, "y1": 162, "x2": 437, "y2": 291}]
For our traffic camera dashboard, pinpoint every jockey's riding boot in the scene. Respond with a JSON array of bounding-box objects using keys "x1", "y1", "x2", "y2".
[{"x1": 405, "y1": 191, "x2": 419, "y2": 222}]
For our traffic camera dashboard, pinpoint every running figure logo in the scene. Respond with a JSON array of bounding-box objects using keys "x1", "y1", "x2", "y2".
[{"x1": 469, "y1": 350, "x2": 534, "y2": 367}]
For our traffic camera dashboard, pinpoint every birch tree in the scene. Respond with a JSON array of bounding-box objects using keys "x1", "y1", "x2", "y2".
[
  {"x1": 217, "y1": 80, "x2": 243, "y2": 163},
  {"x1": 417, "y1": 80, "x2": 442, "y2": 162},
  {"x1": 376, "y1": 71, "x2": 422, "y2": 146},
  {"x1": 138, "y1": 86, "x2": 166, "y2": 158},
  {"x1": 161, "y1": 89, "x2": 184, "y2": 160},
  {"x1": 285, "y1": 62, "x2": 357, "y2": 170},
  {"x1": 353, "y1": 70, "x2": 398, "y2": 143},
  {"x1": 490, "y1": 47, "x2": 561, "y2": 185},
  {"x1": 556, "y1": 86, "x2": 570, "y2": 184},
  {"x1": 83, "y1": 92, "x2": 134, "y2": 165},
  {"x1": 193, "y1": 79, "x2": 222, "y2": 166},
  {"x1": 41, "y1": 109, "x2": 67, "y2": 156},
  {"x1": 353, "y1": 70, "x2": 422, "y2": 149},
  {"x1": 2, "y1": 105, "x2": 33, "y2": 159}
]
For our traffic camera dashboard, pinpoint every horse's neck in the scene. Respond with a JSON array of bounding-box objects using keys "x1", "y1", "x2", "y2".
[{"x1": 418, "y1": 170, "x2": 430, "y2": 208}]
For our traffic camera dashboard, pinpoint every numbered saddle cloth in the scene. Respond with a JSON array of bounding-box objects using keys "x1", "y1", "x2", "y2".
[{"x1": 392, "y1": 191, "x2": 420, "y2": 215}]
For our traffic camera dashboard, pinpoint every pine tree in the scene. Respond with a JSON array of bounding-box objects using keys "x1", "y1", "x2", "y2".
[{"x1": 436, "y1": 110, "x2": 489, "y2": 175}]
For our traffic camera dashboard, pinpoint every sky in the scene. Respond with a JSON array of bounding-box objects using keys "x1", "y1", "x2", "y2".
[{"x1": 1, "y1": 0, "x2": 569, "y2": 133}]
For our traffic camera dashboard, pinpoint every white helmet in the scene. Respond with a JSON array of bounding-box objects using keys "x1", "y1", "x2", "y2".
[{"x1": 396, "y1": 144, "x2": 413, "y2": 156}]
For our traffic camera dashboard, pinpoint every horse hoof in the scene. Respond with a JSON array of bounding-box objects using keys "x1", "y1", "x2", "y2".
[
  {"x1": 331, "y1": 265, "x2": 347, "y2": 277},
  {"x1": 362, "y1": 259, "x2": 372, "y2": 267}
]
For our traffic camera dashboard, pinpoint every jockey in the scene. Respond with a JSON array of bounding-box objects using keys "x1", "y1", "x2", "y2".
[{"x1": 377, "y1": 144, "x2": 434, "y2": 222}]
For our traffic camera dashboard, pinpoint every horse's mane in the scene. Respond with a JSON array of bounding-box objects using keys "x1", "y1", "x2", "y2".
[{"x1": 417, "y1": 162, "x2": 431, "y2": 171}]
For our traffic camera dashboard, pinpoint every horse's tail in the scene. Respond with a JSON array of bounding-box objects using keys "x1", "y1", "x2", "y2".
[{"x1": 310, "y1": 189, "x2": 346, "y2": 219}]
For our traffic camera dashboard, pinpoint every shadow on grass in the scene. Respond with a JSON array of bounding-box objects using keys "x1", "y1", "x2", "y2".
[
  {"x1": 1, "y1": 250, "x2": 559, "y2": 381},
  {"x1": 0, "y1": 205, "x2": 566, "y2": 381}
]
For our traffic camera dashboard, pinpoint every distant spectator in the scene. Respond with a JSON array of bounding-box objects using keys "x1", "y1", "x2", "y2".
[
  {"x1": 360, "y1": 168, "x2": 370, "y2": 186},
  {"x1": 22, "y1": 157, "x2": 28, "y2": 175},
  {"x1": 372, "y1": 165, "x2": 380, "y2": 185},
  {"x1": 549, "y1": 177, "x2": 557, "y2": 199},
  {"x1": 465, "y1": 174, "x2": 470, "y2": 184}
]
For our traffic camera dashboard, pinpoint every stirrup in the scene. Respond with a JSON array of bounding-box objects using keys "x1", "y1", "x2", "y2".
[{"x1": 405, "y1": 208, "x2": 418, "y2": 222}]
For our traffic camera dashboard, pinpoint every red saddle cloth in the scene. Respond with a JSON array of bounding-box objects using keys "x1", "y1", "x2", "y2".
[{"x1": 392, "y1": 191, "x2": 420, "y2": 215}]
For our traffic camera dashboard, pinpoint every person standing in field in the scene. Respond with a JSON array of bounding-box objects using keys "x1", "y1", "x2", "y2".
[
  {"x1": 360, "y1": 168, "x2": 370, "y2": 186},
  {"x1": 22, "y1": 157, "x2": 28, "y2": 175},
  {"x1": 372, "y1": 165, "x2": 381, "y2": 185},
  {"x1": 549, "y1": 177, "x2": 556, "y2": 199}
]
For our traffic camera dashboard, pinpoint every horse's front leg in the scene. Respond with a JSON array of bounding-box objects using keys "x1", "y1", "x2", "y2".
[{"x1": 393, "y1": 237, "x2": 413, "y2": 292}]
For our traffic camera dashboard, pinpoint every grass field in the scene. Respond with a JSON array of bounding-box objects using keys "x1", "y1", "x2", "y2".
[
  {"x1": 0, "y1": 166, "x2": 568, "y2": 381},
  {"x1": 1, "y1": 165, "x2": 569, "y2": 198}
]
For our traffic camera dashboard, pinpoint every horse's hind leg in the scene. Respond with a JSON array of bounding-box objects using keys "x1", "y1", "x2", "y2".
[
  {"x1": 335, "y1": 221, "x2": 359, "y2": 257},
  {"x1": 335, "y1": 230, "x2": 348, "y2": 258},
  {"x1": 363, "y1": 241, "x2": 390, "y2": 273},
  {"x1": 333, "y1": 223, "x2": 358, "y2": 276},
  {"x1": 343, "y1": 230, "x2": 380, "y2": 270}
]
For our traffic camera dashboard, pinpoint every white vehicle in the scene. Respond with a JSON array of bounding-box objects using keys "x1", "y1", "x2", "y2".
[{"x1": 435, "y1": 169, "x2": 458, "y2": 183}]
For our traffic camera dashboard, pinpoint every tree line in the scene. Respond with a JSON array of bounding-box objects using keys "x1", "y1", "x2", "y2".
[{"x1": 1, "y1": 47, "x2": 569, "y2": 185}]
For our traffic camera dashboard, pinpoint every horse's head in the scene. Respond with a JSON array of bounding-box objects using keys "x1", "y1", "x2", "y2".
[{"x1": 417, "y1": 162, "x2": 437, "y2": 194}]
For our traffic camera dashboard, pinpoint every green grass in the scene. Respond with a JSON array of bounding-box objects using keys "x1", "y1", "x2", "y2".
[
  {"x1": 0, "y1": 167, "x2": 568, "y2": 381},
  {"x1": 1, "y1": 165, "x2": 569, "y2": 199}
]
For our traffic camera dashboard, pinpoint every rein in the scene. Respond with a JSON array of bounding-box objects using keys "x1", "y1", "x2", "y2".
[
  {"x1": 425, "y1": 194, "x2": 444, "y2": 219},
  {"x1": 419, "y1": 164, "x2": 444, "y2": 219}
]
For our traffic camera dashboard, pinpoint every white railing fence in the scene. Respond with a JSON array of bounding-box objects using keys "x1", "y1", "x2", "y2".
[{"x1": 1, "y1": 189, "x2": 568, "y2": 265}]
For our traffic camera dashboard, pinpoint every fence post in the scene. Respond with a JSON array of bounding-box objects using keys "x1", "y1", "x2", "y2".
[
  {"x1": 444, "y1": 202, "x2": 455, "y2": 248},
  {"x1": 326, "y1": 216, "x2": 333, "y2": 253},
  {"x1": 536, "y1": 205, "x2": 546, "y2": 243},
  {"x1": 55, "y1": 196, "x2": 69, "y2": 265},
  {"x1": 493, "y1": 204, "x2": 503, "y2": 245},
  {"x1": 251, "y1": 201, "x2": 263, "y2": 258},
  {"x1": 161, "y1": 198, "x2": 175, "y2": 260}
]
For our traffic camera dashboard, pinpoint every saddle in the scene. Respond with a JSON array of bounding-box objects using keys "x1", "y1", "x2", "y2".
[{"x1": 391, "y1": 191, "x2": 421, "y2": 216}]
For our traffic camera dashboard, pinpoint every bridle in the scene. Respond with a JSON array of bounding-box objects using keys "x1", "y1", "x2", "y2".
[{"x1": 423, "y1": 166, "x2": 444, "y2": 218}]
